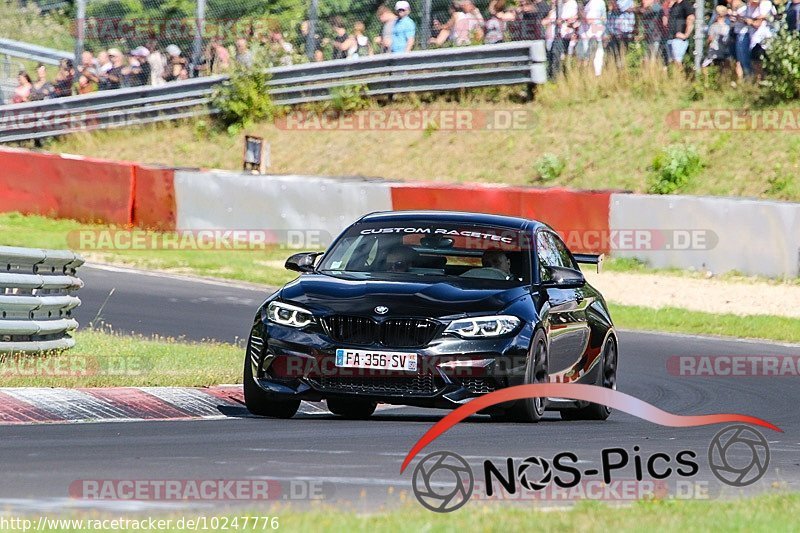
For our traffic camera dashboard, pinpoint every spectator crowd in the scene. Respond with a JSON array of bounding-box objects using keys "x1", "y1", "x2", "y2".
[{"x1": 9, "y1": 0, "x2": 800, "y2": 104}]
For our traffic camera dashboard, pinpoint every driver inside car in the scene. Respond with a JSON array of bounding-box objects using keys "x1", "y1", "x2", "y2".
[
  {"x1": 461, "y1": 249, "x2": 513, "y2": 280},
  {"x1": 383, "y1": 246, "x2": 417, "y2": 273}
]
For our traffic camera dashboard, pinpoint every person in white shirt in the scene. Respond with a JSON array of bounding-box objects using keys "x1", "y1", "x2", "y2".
[{"x1": 579, "y1": 0, "x2": 607, "y2": 76}]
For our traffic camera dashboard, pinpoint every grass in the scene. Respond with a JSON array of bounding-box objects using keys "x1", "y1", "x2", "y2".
[
  {"x1": 608, "y1": 304, "x2": 800, "y2": 344},
  {"x1": 0, "y1": 328, "x2": 242, "y2": 388},
  {"x1": 22, "y1": 493, "x2": 800, "y2": 532},
  {"x1": 40, "y1": 63, "x2": 800, "y2": 201}
]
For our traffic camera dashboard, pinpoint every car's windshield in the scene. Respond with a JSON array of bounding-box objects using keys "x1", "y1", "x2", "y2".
[{"x1": 317, "y1": 222, "x2": 532, "y2": 285}]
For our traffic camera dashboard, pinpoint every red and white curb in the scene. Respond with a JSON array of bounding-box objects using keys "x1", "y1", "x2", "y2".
[{"x1": 0, "y1": 386, "x2": 380, "y2": 425}]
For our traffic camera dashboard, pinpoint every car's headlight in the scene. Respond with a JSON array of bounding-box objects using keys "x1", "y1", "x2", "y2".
[
  {"x1": 267, "y1": 301, "x2": 315, "y2": 328},
  {"x1": 444, "y1": 315, "x2": 521, "y2": 338}
]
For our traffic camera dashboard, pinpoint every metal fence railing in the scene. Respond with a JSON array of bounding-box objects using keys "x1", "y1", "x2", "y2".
[
  {"x1": 0, "y1": 40, "x2": 546, "y2": 142},
  {"x1": 0, "y1": 246, "x2": 84, "y2": 353}
]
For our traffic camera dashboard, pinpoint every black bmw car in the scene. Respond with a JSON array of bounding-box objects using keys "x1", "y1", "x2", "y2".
[{"x1": 244, "y1": 211, "x2": 618, "y2": 422}]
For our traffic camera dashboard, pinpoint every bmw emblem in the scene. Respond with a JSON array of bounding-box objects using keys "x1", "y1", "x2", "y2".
[{"x1": 374, "y1": 306, "x2": 389, "y2": 315}]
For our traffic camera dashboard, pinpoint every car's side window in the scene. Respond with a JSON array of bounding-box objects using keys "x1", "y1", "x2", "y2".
[
  {"x1": 550, "y1": 233, "x2": 579, "y2": 270},
  {"x1": 536, "y1": 231, "x2": 560, "y2": 281}
]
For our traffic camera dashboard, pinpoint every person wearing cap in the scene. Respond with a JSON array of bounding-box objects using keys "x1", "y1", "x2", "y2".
[
  {"x1": 391, "y1": 1, "x2": 417, "y2": 53},
  {"x1": 103, "y1": 48, "x2": 125, "y2": 90},
  {"x1": 164, "y1": 44, "x2": 189, "y2": 81}
]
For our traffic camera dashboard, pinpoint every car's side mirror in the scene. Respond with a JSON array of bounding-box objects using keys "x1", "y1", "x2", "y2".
[
  {"x1": 285, "y1": 252, "x2": 322, "y2": 273},
  {"x1": 541, "y1": 265, "x2": 585, "y2": 289}
]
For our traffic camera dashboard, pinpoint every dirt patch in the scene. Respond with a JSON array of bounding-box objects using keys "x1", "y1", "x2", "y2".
[{"x1": 584, "y1": 270, "x2": 800, "y2": 319}]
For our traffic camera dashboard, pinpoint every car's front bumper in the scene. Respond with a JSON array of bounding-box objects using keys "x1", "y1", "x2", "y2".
[{"x1": 247, "y1": 319, "x2": 536, "y2": 410}]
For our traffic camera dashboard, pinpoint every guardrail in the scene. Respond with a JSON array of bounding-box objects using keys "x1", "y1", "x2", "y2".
[
  {"x1": 0, "y1": 246, "x2": 84, "y2": 352},
  {"x1": 0, "y1": 40, "x2": 546, "y2": 142},
  {"x1": 0, "y1": 37, "x2": 74, "y2": 66}
]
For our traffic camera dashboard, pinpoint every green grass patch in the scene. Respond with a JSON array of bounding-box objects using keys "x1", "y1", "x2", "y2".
[
  {"x1": 609, "y1": 304, "x2": 800, "y2": 344},
  {"x1": 0, "y1": 329, "x2": 242, "y2": 388},
  {"x1": 24, "y1": 492, "x2": 800, "y2": 532}
]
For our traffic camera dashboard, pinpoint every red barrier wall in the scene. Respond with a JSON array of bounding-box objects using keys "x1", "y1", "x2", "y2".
[
  {"x1": 132, "y1": 164, "x2": 177, "y2": 230},
  {"x1": 390, "y1": 183, "x2": 612, "y2": 253},
  {"x1": 0, "y1": 148, "x2": 135, "y2": 225}
]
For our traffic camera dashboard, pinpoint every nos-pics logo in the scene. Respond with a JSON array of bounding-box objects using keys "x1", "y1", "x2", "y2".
[{"x1": 411, "y1": 425, "x2": 770, "y2": 513}]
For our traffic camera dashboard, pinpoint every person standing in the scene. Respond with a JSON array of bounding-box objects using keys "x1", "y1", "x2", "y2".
[
  {"x1": 664, "y1": 0, "x2": 695, "y2": 65},
  {"x1": 376, "y1": 5, "x2": 398, "y2": 52},
  {"x1": 391, "y1": 1, "x2": 417, "y2": 53},
  {"x1": 788, "y1": 0, "x2": 800, "y2": 31}
]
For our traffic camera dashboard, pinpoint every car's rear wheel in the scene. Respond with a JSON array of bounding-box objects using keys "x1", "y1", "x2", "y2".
[
  {"x1": 499, "y1": 329, "x2": 549, "y2": 423},
  {"x1": 326, "y1": 398, "x2": 378, "y2": 419},
  {"x1": 243, "y1": 352, "x2": 300, "y2": 419},
  {"x1": 561, "y1": 335, "x2": 617, "y2": 421}
]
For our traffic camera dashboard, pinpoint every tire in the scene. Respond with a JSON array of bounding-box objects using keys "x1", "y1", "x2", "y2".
[
  {"x1": 243, "y1": 352, "x2": 300, "y2": 419},
  {"x1": 561, "y1": 335, "x2": 618, "y2": 421},
  {"x1": 326, "y1": 398, "x2": 377, "y2": 420},
  {"x1": 503, "y1": 329, "x2": 549, "y2": 423}
]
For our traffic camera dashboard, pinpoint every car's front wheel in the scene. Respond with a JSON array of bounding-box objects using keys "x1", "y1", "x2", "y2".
[
  {"x1": 498, "y1": 329, "x2": 549, "y2": 423},
  {"x1": 326, "y1": 398, "x2": 377, "y2": 419},
  {"x1": 243, "y1": 352, "x2": 300, "y2": 419},
  {"x1": 561, "y1": 335, "x2": 617, "y2": 421}
]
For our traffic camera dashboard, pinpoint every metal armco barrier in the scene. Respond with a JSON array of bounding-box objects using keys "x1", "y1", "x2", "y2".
[
  {"x1": 0, "y1": 40, "x2": 547, "y2": 142},
  {"x1": 0, "y1": 37, "x2": 74, "y2": 66},
  {"x1": 0, "y1": 246, "x2": 84, "y2": 352}
]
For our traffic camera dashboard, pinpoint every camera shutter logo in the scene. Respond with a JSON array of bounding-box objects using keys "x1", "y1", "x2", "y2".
[
  {"x1": 708, "y1": 425, "x2": 770, "y2": 487},
  {"x1": 412, "y1": 451, "x2": 474, "y2": 513},
  {"x1": 517, "y1": 456, "x2": 553, "y2": 491}
]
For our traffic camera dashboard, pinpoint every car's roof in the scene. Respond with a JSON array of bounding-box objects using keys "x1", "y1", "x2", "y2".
[{"x1": 359, "y1": 210, "x2": 544, "y2": 230}]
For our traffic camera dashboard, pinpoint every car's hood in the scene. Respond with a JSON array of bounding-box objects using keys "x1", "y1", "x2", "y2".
[{"x1": 279, "y1": 274, "x2": 529, "y2": 318}]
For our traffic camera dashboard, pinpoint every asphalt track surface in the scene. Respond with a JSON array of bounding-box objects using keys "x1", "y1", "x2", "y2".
[{"x1": 2, "y1": 264, "x2": 799, "y2": 513}]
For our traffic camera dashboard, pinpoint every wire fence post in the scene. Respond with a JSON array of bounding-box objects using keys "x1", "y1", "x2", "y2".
[
  {"x1": 421, "y1": 0, "x2": 432, "y2": 49},
  {"x1": 307, "y1": 0, "x2": 319, "y2": 60},
  {"x1": 694, "y1": 0, "x2": 704, "y2": 72},
  {"x1": 193, "y1": 0, "x2": 206, "y2": 77},
  {"x1": 74, "y1": 0, "x2": 86, "y2": 70}
]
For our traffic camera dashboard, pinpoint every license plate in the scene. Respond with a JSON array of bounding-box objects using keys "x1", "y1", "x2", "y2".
[{"x1": 335, "y1": 349, "x2": 418, "y2": 371}]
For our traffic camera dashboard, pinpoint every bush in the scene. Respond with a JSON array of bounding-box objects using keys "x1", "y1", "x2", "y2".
[
  {"x1": 648, "y1": 144, "x2": 702, "y2": 194},
  {"x1": 211, "y1": 66, "x2": 275, "y2": 133},
  {"x1": 533, "y1": 153, "x2": 566, "y2": 182},
  {"x1": 326, "y1": 84, "x2": 370, "y2": 114},
  {"x1": 759, "y1": 25, "x2": 800, "y2": 104}
]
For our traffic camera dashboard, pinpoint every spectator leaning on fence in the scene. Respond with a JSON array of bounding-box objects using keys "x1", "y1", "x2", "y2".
[
  {"x1": 703, "y1": 6, "x2": 732, "y2": 69},
  {"x1": 76, "y1": 50, "x2": 99, "y2": 94},
  {"x1": 352, "y1": 22, "x2": 373, "y2": 57},
  {"x1": 391, "y1": 1, "x2": 417, "y2": 53},
  {"x1": 234, "y1": 38, "x2": 254, "y2": 68},
  {"x1": 328, "y1": 16, "x2": 357, "y2": 59},
  {"x1": 29, "y1": 63, "x2": 53, "y2": 101},
  {"x1": 664, "y1": 0, "x2": 695, "y2": 65},
  {"x1": 165, "y1": 45, "x2": 189, "y2": 81},
  {"x1": 486, "y1": 0, "x2": 515, "y2": 44},
  {"x1": 147, "y1": 41, "x2": 167, "y2": 86},
  {"x1": 12, "y1": 71, "x2": 32, "y2": 104},
  {"x1": 52, "y1": 58, "x2": 75, "y2": 97},
  {"x1": 637, "y1": 0, "x2": 667, "y2": 64},
  {"x1": 104, "y1": 48, "x2": 124, "y2": 90}
]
